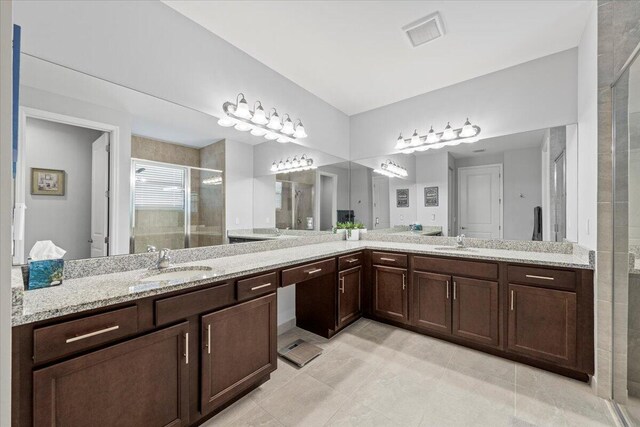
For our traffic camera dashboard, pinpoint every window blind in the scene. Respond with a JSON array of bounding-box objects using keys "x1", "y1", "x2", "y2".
[{"x1": 134, "y1": 163, "x2": 185, "y2": 210}]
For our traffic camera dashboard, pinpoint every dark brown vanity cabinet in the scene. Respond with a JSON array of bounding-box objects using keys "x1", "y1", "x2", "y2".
[
  {"x1": 451, "y1": 276, "x2": 499, "y2": 346},
  {"x1": 338, "y1": 266, "x2": 362, "y2": 329},
  {"x1": 201, "y1": 293, "x2": 277, "y2": 414},
  {"x1": 507, "y1": 283, "x2": 577, "y2": 366},
  {"x1": 411, "y1": 271, "x2": 451, "y2": 334},
  {"x1": 33, "y1": 322, "x2": 190, "y2": 427},
  {"x1": 373, "y1": 264, "x2": 409, "y2": 324}
]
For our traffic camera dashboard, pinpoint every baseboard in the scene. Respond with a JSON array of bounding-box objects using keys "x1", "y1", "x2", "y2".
[{"x1": 277, "y1": 317, "x2": 296, "y2": 335}]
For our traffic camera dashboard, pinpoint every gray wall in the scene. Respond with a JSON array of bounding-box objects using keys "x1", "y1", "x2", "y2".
[
  {"x1": 25, "y1": 118, "x2": 103, "y2": 260},
  {"x1": 504, "y1": 147, "x2": 543, "y2": 241}
]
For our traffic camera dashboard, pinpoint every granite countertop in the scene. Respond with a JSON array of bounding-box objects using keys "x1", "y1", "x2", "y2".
[{"x1": 12, "y1": 240, "x2": 593, "y2": 326}]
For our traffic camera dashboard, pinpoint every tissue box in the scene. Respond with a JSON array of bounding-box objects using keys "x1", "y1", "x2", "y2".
[{"x1": 27, "y1": 259, "x2": 64, "y2": 290}]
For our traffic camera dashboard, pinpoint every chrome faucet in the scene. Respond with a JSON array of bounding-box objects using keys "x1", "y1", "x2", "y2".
[
  {"x1": 456, "y1": 234, "x2": 466, "y2": 248},
  {"x1": 157, "y1": 248, "x2": 171, "y2": 269},
  {"x1": 147, "y1": 245, "x2": 157, "y2": 253}
]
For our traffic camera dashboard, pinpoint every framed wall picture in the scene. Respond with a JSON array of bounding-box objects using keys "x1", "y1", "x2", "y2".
[
  {"x1": 31, "y1": 168, "x2": 65, "y2": 196},
  {"x1": 424, "y1": 186, "x2": 439, "y2": 207},
  {"x1": 396, "y1": 188, "x2": 409, "y2": 208}
]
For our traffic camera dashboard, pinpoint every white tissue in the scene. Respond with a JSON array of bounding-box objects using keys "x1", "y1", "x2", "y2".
[{"x1": 29, "y1": 240, "x2": 67, "y2": 261}]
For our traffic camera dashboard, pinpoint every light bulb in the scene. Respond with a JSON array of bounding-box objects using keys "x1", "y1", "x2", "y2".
[
  {"x1": 277, "y1": 161, "x2": 284, "y2": 170},
  {"x1": 460, "y1": 118, "x2": 475, "y2": 137},
  {"x1": 234, "y1": 122, "x2": 252, "y2": 132},
  {"x1": 251, "y1": 127, "x2": 267, "y2": 136},
  {"x1": 251, "y1": 102, "x2": 268, "y2": 125},
  {"x1": 271, "y1": 162, "x2": 278, "y2": 172},
  {"x1": 265, "y1": 132, "x2": 279, "y2": 140},
  {"x1": 395, "y1": 133, "x2": 405, "y2": 149},
  {"x1": 285, "y1": 158, "x2": 292, "y2": 169},
  {"x1": 234, "y1": 94, "x2": 252, "y2": 119},
  {"x1": 217, "y1": 117, "x2": 236, "y2": 127},
  {"x1": 293, "y1": 122, "x2": 307, "y2": 138},
  {"x1": 292, "y1": 157, "x2": 300, "y2": 167},
  {"x1": 267, "y1": 111, "x2": 282, "y2": 130},
  {"x1": 282, "y1": 116, "x2": 295, "y2": 135},
  {"x1": 426, "y1": 126, "x2": 439, "y2": 144},
  {"x1": 410, "y1": 129, "x2": 420, "y2": 146},
  {"x1": 442, "y1": 122, "x2": 455, "y2": 140}
]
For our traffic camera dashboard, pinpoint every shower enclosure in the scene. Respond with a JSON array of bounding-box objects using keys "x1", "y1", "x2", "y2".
[
  {"x1": 275, "y1": 170, "x2": 315, "y2": 230},
  {"x1": 612, "y1": 41, "x2": 640, "y2": 424},
  {"x1": 130, "y1": 159, "x2": 224, "y2": 253}
]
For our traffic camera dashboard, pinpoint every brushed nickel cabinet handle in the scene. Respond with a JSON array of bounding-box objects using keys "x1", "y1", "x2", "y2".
[
  {"x1": 305, "y1": 268, "x2": 323, "y2": 275},
  {"x1": 402, "y1": 274, "x2": 406, "y2": 290},
  {"x1": 340, "y1": 277, "x2": 345, "y2": 293},
  {"x1": 380, "y1": 257, "x2": 396, "y2": 262},
  {"x1": 250, "y1": 283, "x2": 272, "y2": 291},
  {"x1": 525, "y1": 274, "x2": 554, "y2": 281},
  {"x1": 510, "y1": 290, "x2": 515, "y2": 311},
  {"x1": 65, "y1": 325, "x2": 119, "y2": 343},
  {"x1": 207, "y1": 324, "x2": 211, "y2": 355},
  {"x1": 453, "y1": 282, "x2": 457, "y2": 300},
  {"x1": 446, "y1": 280, "x2": 449, "y2": 299},
  {"x1": 346, "y1": 258, "x2": 359, "y2": 263},
  {"x1": 185, "y1": 332, "x2": 189, "y2": 364}
]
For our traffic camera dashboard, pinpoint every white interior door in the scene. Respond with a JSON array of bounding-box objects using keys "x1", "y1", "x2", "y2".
[
  {"x1": 458, "y1": 164, "x2": 502, "y2": 239},
  {"x1": 91, "y1": 133, "x2": 109, "y2": 257},
  {"x1": 372, "y1": 175, "x2": 390, "y2": 229}
]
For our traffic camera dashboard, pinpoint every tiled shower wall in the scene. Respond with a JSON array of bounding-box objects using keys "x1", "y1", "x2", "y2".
[{"x1": 596, "y1": 0, "x2": 640, "y2": 400}]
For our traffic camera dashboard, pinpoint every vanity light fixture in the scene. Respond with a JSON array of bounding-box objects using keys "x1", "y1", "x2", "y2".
[
  {"x1": 270, "y1": 155, "x2": 316, "y2": 173},
  {"x1": 373, "y1": 160, "x2": 408, "y2": 178},
  {"x1": 394, "y1": 118, "x2": 481, "y2": 153},
  {"x1": 217, "y1": 93, "x2": 308, "y2": 144}
]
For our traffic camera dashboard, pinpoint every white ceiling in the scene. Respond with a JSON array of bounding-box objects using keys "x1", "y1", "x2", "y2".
[{"x1": 164, "y1": 0, "x2": 593, "y2": 116}]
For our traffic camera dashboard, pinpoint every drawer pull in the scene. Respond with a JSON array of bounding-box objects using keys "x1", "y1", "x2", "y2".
[
  {"x1": 206, "y1": 324, "x2": 211, "y2": 355},
  {"x1": 250, "y1": 283, "x2": 272, "y2": 291},
  {"x1": 305, "y1": 268, "x2": 323, "y2": 275},
  {"x1": 525, "y1": 274, "x2": 554, "y2": 281},
  {"x1": 65, "y1": 325, "x2": 120, "y2": 343},
  {"x1": 380, "y1": 257, "x2": 396, "y2": 262},
  {"x1": 346, "y1": 258, "x2": 359, "y2": 263}
]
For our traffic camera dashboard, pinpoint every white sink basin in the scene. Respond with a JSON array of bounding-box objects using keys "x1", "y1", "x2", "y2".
[{"x1": 140, "y1": 266, "x2": 213, "y2": 283}]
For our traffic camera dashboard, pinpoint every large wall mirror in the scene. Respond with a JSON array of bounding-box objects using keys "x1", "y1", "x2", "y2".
[
  {"x1": 349, "y1": 124, "x2": 579, "y2": 242},
  {"x1": 12, "y1": 53, "x2": 349, "y2": 263}
]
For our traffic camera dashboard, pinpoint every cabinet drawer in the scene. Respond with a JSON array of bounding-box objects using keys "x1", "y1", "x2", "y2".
[
  {"x1": 339, "y1": 252, "x2": 363, "y2": 270},
  {"x1": 237, "y1": 272, "x2": 278, "y2": 301},
  {"x1": 507, "y1": 265, "x2": 576, "y2": 291},
  {"x1": 281, "y1": 258, "x2": 336, "y2": 287},
  {"x1": 372, "y1": 251, "x2": 408, "y2": 268},
  {"x1": 33, "y1": 306, "x2": 138, "y2": 364},
  {"x1": 155, "y1": 282, "x2": 235, "y2": 326},
  {"x1": 413, "y1": 256, "x2": 498, "y2": 280}
]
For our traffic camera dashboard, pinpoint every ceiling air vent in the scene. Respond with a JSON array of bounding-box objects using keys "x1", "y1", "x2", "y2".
[{"x1": 402, "y1": 12, "x2": 445, "y2": 48}]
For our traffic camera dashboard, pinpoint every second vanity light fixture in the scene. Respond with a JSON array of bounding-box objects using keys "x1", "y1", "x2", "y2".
[
  {"x1": 373, "y1": 160, "x2": 408, "y2": 178},
  {"x1": 395, "y1": 118, "x2": 481, "y2": 153},
  {"x1": 217, "y1": 93, "x2": 308, "y2": 143},
  {"x1": 270, "y1": 155, "x2": 316, "y2": 173}
]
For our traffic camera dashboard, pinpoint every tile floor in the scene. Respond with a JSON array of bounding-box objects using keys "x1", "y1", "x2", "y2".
[{"x1": 202, "y1": 319, "x2": 616, "y2": 427}]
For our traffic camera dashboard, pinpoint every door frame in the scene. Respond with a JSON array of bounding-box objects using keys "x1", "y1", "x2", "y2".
[
  {"x1": 371, "y1": 174, "x2": 390, "y2": 229},
  {"x1": 14, "y1": 107, "x2": 120, "y2": 264},
  {"x1": 316, "y1": 171, "x2": 337, "y2": 231},
  {"x1": 457, "y1": 163, "x2": 504, "y2": 239}
]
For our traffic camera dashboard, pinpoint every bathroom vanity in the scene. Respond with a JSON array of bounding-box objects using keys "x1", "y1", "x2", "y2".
[{"x1": 11, "y1": 240, "x2": 593, "y2": 427}]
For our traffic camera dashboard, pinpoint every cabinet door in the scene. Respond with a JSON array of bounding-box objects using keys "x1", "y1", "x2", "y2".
[
  {"x1": 33, "y1": 322, "x2": 190, "y2": 427},
  {"x1": 338, "y1": 266, "x2": 362, "y2": 329},
  {"x1": 201, "y1": 293, "x2": 277, "y2": 414},
  {"x1": 373, "y1": 265, "x2": 408, "y2": 323},
  {"x1": 508, "y1": 284, "x2": 577, "y2": 366},
  {"x1": 452, "y1": 276, "x2": 499, "y2": 346},
  {"x1": 412, "y1": 271, "x2": 451, "y2": 334}
]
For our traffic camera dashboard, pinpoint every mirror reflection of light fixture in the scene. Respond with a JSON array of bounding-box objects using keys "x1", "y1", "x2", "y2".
[
  {"x1": 395, "y1": 119, "x2": 481, "y2": 153},
  {"x1": 374, "y1": 160, "x2": 408, "y2": 178},
  {"x1": 218, "y1": 94, "x2": 308, "y2": 143},
  {"x1": 270, "y1": 154, "x2": 316, "y2": 173},
  {"x1": 202, "y1": 176, "x2": 223, "y2": 186}
]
